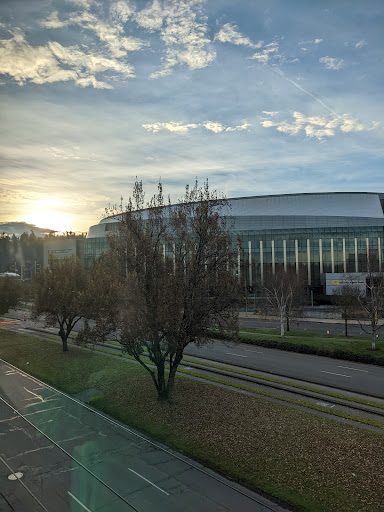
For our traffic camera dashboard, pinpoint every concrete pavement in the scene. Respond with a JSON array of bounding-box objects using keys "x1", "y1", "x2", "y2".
[{"x1": 0, "y1": 359, "x2": 289, "y2": 512}]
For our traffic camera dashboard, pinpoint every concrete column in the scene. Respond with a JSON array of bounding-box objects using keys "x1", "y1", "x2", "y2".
[
  {"x1": 283, "y1": 239, "x2": 287, "y2": 271},
  {"x1": 271, "y1": 240, "x2": 275, "y2": 274},
  {"x1": 295, "y1": 239, "x2": 299, "y2": 274},
  {"x1": 331, "y1": 238, "x2": 335, "y2": 273},
  {"x1": 307, "y1": 239, "x2": 311, "y2": 285},
  {"x1": 248, "y1": 240, "x2": 252, "y2": 286},
  {"x1": 342, "y1": 238, "x2": 346, "y2": 273},
  {"x1": 366, "y1": 237, "x2": 370, "y2": 265},
  {"x1": 379, "y1": 238, "x2": 382, "y2": 271},
  {"x1": 319, "y1": 239, "x2": 323, "y2": 275},
  {"x1": 260, "y1": 240, "x2": 264, "y2": 283},
  {"x1": 355, "y1": 238, "x2": 358, "y2": 273}
]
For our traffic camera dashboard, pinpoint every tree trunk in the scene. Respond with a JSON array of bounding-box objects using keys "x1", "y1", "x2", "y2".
[
  {"x1": 286, "y1": 314, "x2": 290, "y2": 332},
  {"x1": 280, "y1": 310, "x2": 285, "y2": 337},
  {"x1": 61, "y1": 336, "x2": 69, "y2": 352},
  {"x1": 344, "y1": 317, "x2": 348, "y2": 337},
  {"x1": 372, "y1": 333, "x2": 376, "y2": 351}
]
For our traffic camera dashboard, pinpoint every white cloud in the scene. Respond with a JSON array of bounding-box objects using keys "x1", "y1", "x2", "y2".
[
  {"x1": 41, "y1": 8, "x2": 146, "y2": 58},
  {"x1": 0, "y1": 29, "x2": 77, "y2": 85},
  {"x1": 319, "y1": 56, "x2": 343, "y2": 70},
  {"x1": 110, "y1": 1, "x2": 135, "y2": 23},
  {"x1": 262, "y1": 111, "x2": 278, "y2": 117},
  {"x1": 250, "y1": 41, "x2": 279, "y2": 64},
  {"x1": 260, "y1": 111, "x2": 369, "y2": 140},
  {"x1": 135, "y1": 0, "x2": 164, "y2": 31},
  {"x1": 214, "y1": 23, "x2": 262, "y2": 49},
  {"x1": 355, "y1": 40, "x2": 367, "y2": 49},
  {"x1": 142, "y1": 119, "x2": 251, "y2": 134},
  {"x1": 314, "y1": 38, "x2": 323, "y2": 44},
  {"x1": 204, "y1": 121, "x2": 225, "y2": 133},
  {"x1": 225, "y1": 121, "x2": 252, "y2": 132},
  {"x1": 0, "y1": 29, "x2": 134, "y2": 88},
  {"x1": 146, "y1": 0, "x2": 216, "y2": 78},
  {"x1": 142, "y1": 122, "x2": 199, "y2": 133}
]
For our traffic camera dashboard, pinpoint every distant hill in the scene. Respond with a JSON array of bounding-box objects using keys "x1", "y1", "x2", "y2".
[{"x1": 0, "y1": 222, "x2": 54, "y2": 238}]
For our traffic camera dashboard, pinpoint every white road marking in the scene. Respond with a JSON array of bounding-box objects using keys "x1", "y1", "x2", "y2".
[
  {"x1": 244, "y1": 349, "x2": 263, "y2": 354},
  {"x1": 128, "y1": 468, "x2": 169, "y2": 496},
  {"x1": 68, "y1": 491, "x2": 93, "y2": 512},
  {"x1": 321, "y1": 371, "x2": 352, "y2": 378},
  {"x1": 23, "y1": 387, "x2": 44, "y2": 402},
  {"x1": 8, "y1": 472, "x2": 23, "y2": 480},
  {"x1": 226, "y1": 353, "x2": 247, "y2": 358},
  {"x1": 337, "y1": 365, "x2": 368, "y2": 373}
]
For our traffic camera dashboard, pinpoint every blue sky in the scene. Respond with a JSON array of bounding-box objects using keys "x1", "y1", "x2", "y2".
[{"x1": 0, "y1": 0, "x2": 383, "y2": 233}]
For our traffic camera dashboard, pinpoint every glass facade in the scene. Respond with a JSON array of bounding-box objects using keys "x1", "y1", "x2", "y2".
[{"x1": 79, "y1": 226, "x2": 384, "y2": 291}]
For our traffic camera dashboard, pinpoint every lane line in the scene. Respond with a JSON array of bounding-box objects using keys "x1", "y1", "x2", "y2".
[
  {"x1": 226, "y1": 353, "x2": 247, "y2": 358},
  {"x1": 321, "y1": 371, "x2": 352, "y2": 378},
  {"x1": 337, "y1": 366, "x2": 368, "y2": 373},
  {"x1": 68, "y1": 491, "x2": 93, "y2": 512},
  {"x1": 244, "y1": 349, "x2": 263, "y2": 354},
  {"x1": 128, "y1": 468, "x2": 169, "y2": 496}
]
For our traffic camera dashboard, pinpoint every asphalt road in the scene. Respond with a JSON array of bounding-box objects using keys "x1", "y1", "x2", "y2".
[
  {"x1": 0, "y1": 359, "x2": 288, "y2": 512},
  {"x1": 184, "y1": 340, "x2": 384, "y2": 398}
]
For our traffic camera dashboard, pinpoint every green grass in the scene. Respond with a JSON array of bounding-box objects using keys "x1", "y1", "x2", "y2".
[
  {"x1": 212, "y1": 327, "x2": 384, "y2": 366},
  {"x1": 182, "y1": 356, "x2": 384, "y2": 411},
  {"x1": 1, "y1": 329, "x2": 384, "y2": 512}
]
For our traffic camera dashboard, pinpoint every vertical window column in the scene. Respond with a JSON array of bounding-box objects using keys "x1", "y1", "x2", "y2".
[
  {"x1": 307, "y1": 239, "x2": 311, "y2": 285},
  {"x1": 366, "y1": 237, "x2": 370, "y2": 264},
  {"x1": 355, "y1": 238, "x2": 358, "y2": 272},
  {"x1": 295, "y1": 239, "x2": 299, "y2": 274},
  {"x1": 237, "y1": 244, "x2": 241, "y2": 282},
  {"x1": 319, "y1": 239, "x2": 323, "y2": 275},
  {"x1": 342, "y1": 238, "x2": 346, "y2": 273},
  {"x1": 248, "y1": 240, "x2": 252, "y2": 286},
  {"x1": 331, "y1": 238, "x2": 335, "y2": 273},
  {"x1": 283, "y1": 239, "x2": 287, "y2": 271},
  {"x1": 260, "y1": 240, "x2": 264, "y2": 282},
  {"x1": 271, "y1": 240, "x2": 275, "y2": 274}
]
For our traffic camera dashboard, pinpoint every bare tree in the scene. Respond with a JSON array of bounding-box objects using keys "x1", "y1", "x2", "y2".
[
  {"x1": 331, "y1": 284, "x2": 361, "y2": 337},
  {"x1": 0, "y1": 277, "x2": 23, "y2": 315},
  {"x1": 79, "y1": 180, "x2": 241, "y2": 400},
  {"x1": 32, "y1": 255, "x2": 89, "y2": 351},
  {"x1": 262, "y1": 267, "x2": 306, "y2": 337},
  {"x1": 356, "y1": 259, "x2": 384, "y2": 350}
]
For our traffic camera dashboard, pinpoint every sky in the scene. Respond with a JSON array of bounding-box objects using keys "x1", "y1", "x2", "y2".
[{"x1": 0, "y1": 0, "x2": 383, "y2": 234}]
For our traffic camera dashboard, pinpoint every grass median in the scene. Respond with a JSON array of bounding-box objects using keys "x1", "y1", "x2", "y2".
[{"x1": 1, "y1": 329, "x2": 384, "y2": 512}]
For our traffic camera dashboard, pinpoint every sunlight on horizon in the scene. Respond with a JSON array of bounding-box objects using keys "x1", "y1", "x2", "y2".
[{"x1": 23, "y1": 210, "x2": 74, "y2": 234}]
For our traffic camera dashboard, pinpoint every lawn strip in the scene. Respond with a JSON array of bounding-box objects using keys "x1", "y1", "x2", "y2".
[
  {"x1": 182, "y1": 356, "x2": 384, "y2": 411},
  {"x1": 178, "y1": 369, "x2": 384, "y2": 429},
  {"x1": 1, "y1": 329, "x2": 384, "y2": 511}
]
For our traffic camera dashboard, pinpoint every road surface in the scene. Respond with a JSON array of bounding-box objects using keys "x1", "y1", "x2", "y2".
[{"x1": 0, "y1": 359, "x2": 288, "y2": 512}]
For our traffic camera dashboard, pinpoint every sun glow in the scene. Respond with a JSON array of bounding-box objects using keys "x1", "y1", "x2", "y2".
[{"x1": 24, "y1": 211, "x2": 74, "y2": 234}]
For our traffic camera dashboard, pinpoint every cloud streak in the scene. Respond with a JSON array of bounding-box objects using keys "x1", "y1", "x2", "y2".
[
  {"x1": 260, "y1": 111, "x2": 366, "y2": 140},
  {"x1": 0, "y1": 28, "x2": 134, "y2": 88},
  {"x1": 142, "y1": 120, "x2": 251, "y2": 134}
]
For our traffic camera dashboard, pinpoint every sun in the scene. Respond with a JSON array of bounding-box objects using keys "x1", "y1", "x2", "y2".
[{"x1": 24, "y1": 211, "x2": 74, "y2": 234}]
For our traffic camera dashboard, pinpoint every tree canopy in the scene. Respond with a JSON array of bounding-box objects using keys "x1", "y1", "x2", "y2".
[
  {"x1": 32, "y1": 255, "x2": 89, "y2": 351},
  {"x1": 78, "y1": 180, "x2": 241, "y2": 399}
]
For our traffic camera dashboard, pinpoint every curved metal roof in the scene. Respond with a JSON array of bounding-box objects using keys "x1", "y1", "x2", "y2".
[{"x1": 87, "y1": 192, "x2": 384, "y2": 238}]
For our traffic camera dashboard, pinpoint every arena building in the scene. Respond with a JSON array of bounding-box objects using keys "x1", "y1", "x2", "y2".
[{"x1": 49, "y1": 192, "x2": 384, "y2": 294}]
